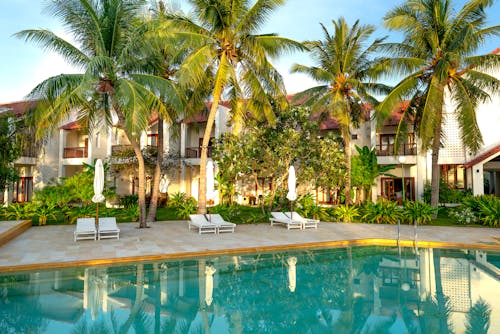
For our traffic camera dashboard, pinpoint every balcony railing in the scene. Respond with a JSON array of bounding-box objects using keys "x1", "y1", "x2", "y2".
[
  {"x1": 376, "y1": 143, "x2": 417, "y2": 156},
  {"x1": 185, "y1": 146, "x2": 213, "y2": 158},
  {"x1": 63, "y1": 147, "x2": 88, "y2": 158}
]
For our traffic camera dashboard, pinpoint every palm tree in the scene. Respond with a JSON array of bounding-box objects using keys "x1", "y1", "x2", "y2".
[
  {"x1": 291, "y1": 18, "x2": 390, "y2": 205},
  {"x1": 16, "y1": 0, "x2": 183, "y2": 227},
  {"x1": 377, "y1": 0, "x2": 500, "y2": 208},
  {"x1": 162, "y1": 0, "x2": 306, "y2": 214}
]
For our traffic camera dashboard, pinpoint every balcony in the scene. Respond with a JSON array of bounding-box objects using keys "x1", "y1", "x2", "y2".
[
  {"x1": 376, "y1": 143, "x2": 417, "y2": 156},
  {"x1": 185, "y1": 146, "x2": 213, "y2": 158},
  {"x1": 63, "y1": 147, "x2": 88, "y2": 158},
  {"x1": 21, "y1": 145, "x2": 37, "y2": 158}
]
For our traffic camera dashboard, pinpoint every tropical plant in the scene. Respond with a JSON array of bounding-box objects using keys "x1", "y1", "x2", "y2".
[
  {"x1": 475, "y1": 195, "x2": 500, "y2": 226},
  {"x1": 120, "y1": 195, "x2": 140, "y2": 209},
  {"x1": 362, "y1": 199, "x2": 402, "y2": 224},
  {"x1": 351, "y1": 145, "x2": 396, "y2": 203},
  {"x1": 333, "y1": 204, "x2": 360, "y2": 223},
  {"x1": 2, "y1": 202, "x2": 31, "y2": 220},
  {"x1": 378, "y1": 0, "x2": 500, "y2": 208},
  {"x1": 29, "y1": 203, "x2": 57, "y2": 226},
  {"x1": 16, "y1": 0, "x2": 183, "y2": 228},
  {"x1": 465, "y1": 298, "x2": 491, "y2": 334},
  {"x1": 167, "y1": 192, "x2": 197, "y2": 219},
  {"x1": 402, "y1": 200, "x2": 436, "y2": 225},
  {"x1": 292, "y1": 17, "x2": 391, "y2": 204},
  {"x1": 165, "y1": 0, "x2": 306, "y2": 214},
  {"x1": 448, "y1": 205, "x2": 477, "y2": 225},
  {"x1": 0, "y1": 114, "x2": 21, "y2": 201},
  {"x1": 296, "y1": 194, "x2": 330, "y2": 221}
]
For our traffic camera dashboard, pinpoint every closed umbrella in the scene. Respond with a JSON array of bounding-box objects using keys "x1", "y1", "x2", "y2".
[
  {"x1": 92, "y1": 159, "x2": 105, "y2": 224},
  {"x1": 286, "y1": 165, "x2": 297, "y2": 219}
]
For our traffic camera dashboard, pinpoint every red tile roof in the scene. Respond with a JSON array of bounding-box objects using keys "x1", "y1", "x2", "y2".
[
  {"x1": 463, "y1": 144, "x2": 500, "y2": 168},
  {"x1": 60, "y1": 120, "x2": 84, "y2": 130},
  {"x1": 0, "y1": 100, "x2": 38, "y2": 117}
]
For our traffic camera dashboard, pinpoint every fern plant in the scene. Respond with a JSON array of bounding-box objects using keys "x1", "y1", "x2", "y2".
[
  {"x1": 333, "y1": 205, "x2": 360, "y2": 223},
  {"x1": 362, "y1": 199, "x2": 402, "y2": 224},
  {"x1": 476, "y1": 195, "x2": 500, "y2": 227},
  {"x1": 402, "y1": 200, "x2": 436, "y2": 225}
]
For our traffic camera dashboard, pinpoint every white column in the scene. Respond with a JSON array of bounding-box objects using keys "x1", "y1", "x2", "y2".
[
  {"x1": 140, "y1": 131, "x2": 147, "y2": 149},
  {"x1": 163, "y1": 122, "x2": 169, "y2": 154},
  {"x1": 472, "y1": 163, "x2": 484, "y2": 196},
  {"x1": 106, "y1": 125, "x2": 113, "y2": 158},
  {"x1": 180, "y1": 123, "x2": 186, "y2": 157},
  {"x1": 58, "y1": 129, "x2": 64, "y2": 178}
]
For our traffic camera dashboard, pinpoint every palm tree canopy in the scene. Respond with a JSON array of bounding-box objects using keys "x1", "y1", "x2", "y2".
[
  {"x1": 15, "y1": 0, "x2": 183, "y2": 140},
  {"x1": 291, "y1": 17, "x2": 391, "y2": 134},
  {"x1": 160, "y1": 0, "x2": 307, "y2": 126},
  {"x1": 377, "y1": 0, "x2": 500, "y2": 153}
]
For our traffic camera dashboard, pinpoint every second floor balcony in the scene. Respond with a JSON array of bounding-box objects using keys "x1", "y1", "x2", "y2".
[
  {"x1": 185, "y1": 146, "x2": 213, "y2": 158},
  {"x1": 376, "y1": 143, "x2": 417, "y2": 156},
  {"x1": 63, "y1": 146, "x2": 88, "y2": 158}
]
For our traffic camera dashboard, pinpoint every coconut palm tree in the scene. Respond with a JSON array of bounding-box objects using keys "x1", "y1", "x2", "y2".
[
  {"x1": 377, "y1": 0, "x2": 500, "y2": 208},
  {"x1": 161, "y1": 0, "x2": 306, "y2": 214},
  {"x1": 16, "y1": 0, "x2": 183, "y2": 227},
  {"x1": 291, "y1": 17, "x2": 391, "y2": 204}
]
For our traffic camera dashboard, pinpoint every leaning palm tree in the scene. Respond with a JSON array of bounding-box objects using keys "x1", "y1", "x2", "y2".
[
  {"x1": 16, "y1": 0, "x2": 183, "y2": 227},
  {"x1": 377, "y1": 0, "x2": 500, "y2": 208},
  {"x1": 161, "y1": 0, "x2": 306, "y2": 214},
  {"x1": 291, "y1": 18, "x2": 391, "y2": 204}
]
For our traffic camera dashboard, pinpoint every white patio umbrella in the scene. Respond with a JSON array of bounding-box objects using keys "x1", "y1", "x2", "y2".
[
  {"x1": 286, "y1": 165, "x2": 297, "y2": 219},
  {"x1": 92, "y1": 159, "x2": 105, "y2": 223},
  {"x1": 205, "y1": 265, "x2": 216, "y2": 306},
  {"x1": 287, "y1": 256, "x2": 297, "y2": 292}
]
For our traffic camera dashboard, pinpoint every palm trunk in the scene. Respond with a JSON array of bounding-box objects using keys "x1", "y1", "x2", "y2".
[
  {"x1": 147, "y1": 118, "x2": 164, "y2": 223},
  {"x1": 131, "y1": 141, "x2": 148, "y2": 228},
  {"x1": 345, "y1": 134, "x2": 352, "y2": 205},
  {"x1": 198, "y1": 97, "x2": 220, "y2": 214},
  {"x1": 430, "y1": 113, "x2": 443, "y2": 210}
]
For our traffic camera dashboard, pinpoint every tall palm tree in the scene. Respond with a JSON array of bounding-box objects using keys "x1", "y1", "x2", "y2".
[
  {"x1": 16, "y1": 0, "x2": 183, "y2": 227},
  {"x1": 291, "y1": 18, "x2": 391, "y2": 204},
  {"x1": 162, "y1": 0, "x2": 306, "y2": 214},
  {"x1": 377, "y1": 0, "x2": 500, "y2": 208}
]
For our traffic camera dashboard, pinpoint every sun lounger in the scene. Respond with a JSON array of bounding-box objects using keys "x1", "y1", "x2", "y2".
[
  {"x1": 284, "y1": 212, "x2": 319, "y2": 229},
  {"x1": 98, "y1": 217, "x2": 120, "y2": 240},
  {"x1": 207, "y1": 214, "x2": 236, "y2": 233},
  {"x1": 188, "y1": 214, "x2": 218, "y2": 234},
  {"x1": 74, "y1": 218, "x2": 97, "y2": 241},
  {"x1": 269, "y1": 212, "x2": 303, "y2": 230}
]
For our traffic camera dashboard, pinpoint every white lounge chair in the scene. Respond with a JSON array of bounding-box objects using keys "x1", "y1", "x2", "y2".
[
  {"x1": 284, "y1": 212, "x2": 319, "y2": 229},
  {"x1": 269, "y1": 212, "x2": 302, "y2": 230},
  {"x1": 207, "y1": 214, "x2": 236, "y2": 233},
  {"x1": 188, "y1": 214, "x2": 217, "y2": 234},
  {"x1": 74, "y1": 218, "x2": 97, "y2": 241},
  {"x1": 98, "y1": 217, "x2": 120, "y2": 240}
]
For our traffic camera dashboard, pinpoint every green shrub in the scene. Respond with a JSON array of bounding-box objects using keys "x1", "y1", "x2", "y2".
[
  {"x1": 2, "y1": 203, "x2": 31, "y2": 220},
  {"x1": 119, "y1": 194, "x2": 139, "y2": 209},
  {"x1": 168, "y1": 192, "x2": 198, "y2": 219},
  {"x1": 423, "y1": 180, "x2": 471, "y2": 204},
  {"x1": 333, "y1": 205, "x2": 360, "y2": 223},
  {"x1": 362, "y1": 199, "x2": 402, "y2": 224},
  {"x1": 448, "y1": 206, "x2": 477, "y2": 225},
  {"x1": 210, "y1": 204, "x2": 268, "y2": 224},
  {"x1": 296, "y1": 194, "x2": 330, "y2": 221},
  {"x1": 402, "y1": 200, "x2": 436, "y2": 225},
  {"x1": 475, "y1": 195, "x2": 500, "y2": 227},
  {"x1": 29, "y1": 203, "x2": 57, "y2": 226}
]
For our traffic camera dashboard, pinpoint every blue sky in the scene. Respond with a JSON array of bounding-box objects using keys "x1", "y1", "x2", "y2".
[{"x1": 1, "y1": 0, "x2": 499, "y2": 103}]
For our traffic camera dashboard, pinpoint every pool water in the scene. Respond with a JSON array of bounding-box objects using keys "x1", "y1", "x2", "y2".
[{"x1": 0, "y1": 246, "x2": 499, "y2": 333}]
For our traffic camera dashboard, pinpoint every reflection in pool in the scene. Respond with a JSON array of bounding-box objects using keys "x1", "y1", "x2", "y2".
[{"x1": 0, "y1": 246, "x2": 499, "y2": 333}]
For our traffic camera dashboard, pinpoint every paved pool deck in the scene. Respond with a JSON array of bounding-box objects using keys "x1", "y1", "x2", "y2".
[{"x1": 0, "y1": 220, "x2": 499, "y2": 272}]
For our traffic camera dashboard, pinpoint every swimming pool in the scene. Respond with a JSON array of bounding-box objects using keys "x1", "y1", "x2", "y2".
[{"x1": 1, "y1": 246, "x2": 499, "y2": 333}]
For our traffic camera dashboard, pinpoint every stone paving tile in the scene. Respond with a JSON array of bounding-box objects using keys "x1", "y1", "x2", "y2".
[{"x1": 1, "y1": 220, "x2": 500, "y2": 271}]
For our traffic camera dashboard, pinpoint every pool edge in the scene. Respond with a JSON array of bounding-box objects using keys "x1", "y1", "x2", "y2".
[{"x1": 1, "y1": 237, "x2": 499, "y2": 273}]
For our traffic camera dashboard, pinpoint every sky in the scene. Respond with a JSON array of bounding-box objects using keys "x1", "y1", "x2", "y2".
[{"x1": 1, "y1": 0, "x2": 499, "y2": 103}]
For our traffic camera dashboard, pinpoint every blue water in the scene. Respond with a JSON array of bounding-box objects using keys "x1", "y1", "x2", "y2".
[{"x1": 0, "y1": 246, "x2": 499, "y2": 333}]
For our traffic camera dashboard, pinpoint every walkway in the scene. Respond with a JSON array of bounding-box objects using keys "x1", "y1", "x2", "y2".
[{"x1": 0, "y1": 220, "x2": 499, "y2": 272}]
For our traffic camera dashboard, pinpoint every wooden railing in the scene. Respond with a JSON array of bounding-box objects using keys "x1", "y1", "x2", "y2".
[
  {"x1": 63, "y1": 147, "x2": 88, "y2": 158},
  {"x1": 376, "y1": 143, "x2": 417, "y2": 156},
  {"x1": 185, "y1": 146, "x2": 213, "y2": 158},
  {"x1": 21, "y1": 145, "x2": 37, "y2": 158}
]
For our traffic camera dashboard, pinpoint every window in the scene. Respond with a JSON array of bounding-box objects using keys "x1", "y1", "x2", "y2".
[{"x1": 441, "y1": 165, "x2": 465, "y2": 189}]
